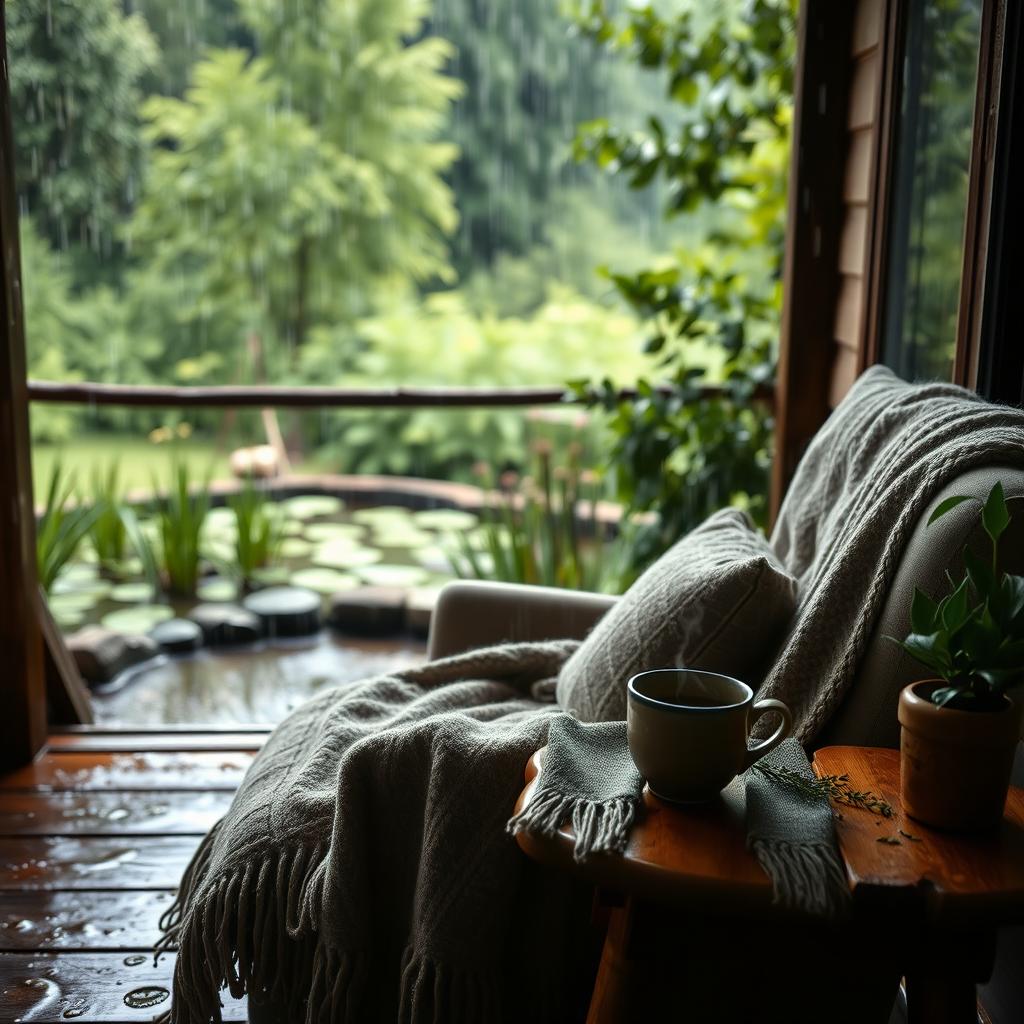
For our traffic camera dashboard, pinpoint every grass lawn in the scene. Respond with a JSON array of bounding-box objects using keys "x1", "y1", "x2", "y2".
[{"x1": 32, "y1": 435, "x2": 237, "y2": 504}]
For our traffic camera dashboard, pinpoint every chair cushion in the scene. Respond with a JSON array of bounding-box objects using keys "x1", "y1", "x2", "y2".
[{"x1": 556, "y1": 507, "x2": 797, "y2": 721}]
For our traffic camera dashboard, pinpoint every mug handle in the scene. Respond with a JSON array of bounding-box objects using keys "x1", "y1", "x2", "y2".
[{"x1": 742, "y1": 699, "x2": 793, "y2": 771}]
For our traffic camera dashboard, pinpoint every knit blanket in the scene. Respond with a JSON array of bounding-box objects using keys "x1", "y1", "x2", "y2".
[
  {"x1": 764, "y1": 366, "x2": 1024, "y2": 741},
  {"x1": 159, "y1": 641, "x2": 583, "y2": 1024}
]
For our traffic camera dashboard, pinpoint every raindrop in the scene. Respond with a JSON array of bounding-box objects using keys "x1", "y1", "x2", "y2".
[{"x1": 123, "y1": 986, "x2": 170, "y2": 1009}]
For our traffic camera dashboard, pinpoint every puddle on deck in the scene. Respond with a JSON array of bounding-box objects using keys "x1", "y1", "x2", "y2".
[{"x1": 90, "y1": 633, "x2": 425, "y2": 727}]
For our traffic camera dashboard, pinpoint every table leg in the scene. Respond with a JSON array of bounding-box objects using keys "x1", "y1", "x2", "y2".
[
  {"x1": 585, "y1": 902, "x2": 635, "y2": 1024},
  {"x1": 904, "y1": 973, "x2": 977, "y2": 1024},
  {"x1": 904, "y1": 928, "x2": 995, "y2": 1024}
]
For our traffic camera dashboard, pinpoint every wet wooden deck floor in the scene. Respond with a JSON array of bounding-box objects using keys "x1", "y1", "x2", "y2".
[{"x1": 0, "y1": 729, "x2": 271, "y2": 1022}]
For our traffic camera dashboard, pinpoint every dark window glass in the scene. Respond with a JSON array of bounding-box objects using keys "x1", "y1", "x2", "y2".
[{"x1": 882, "y1": 0, "x2": 983, "y2": 381}]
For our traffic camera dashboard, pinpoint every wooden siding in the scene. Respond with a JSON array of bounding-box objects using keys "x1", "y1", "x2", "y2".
[{"x1": 828, "y1": 0, "x2": 889, "y2": 405}]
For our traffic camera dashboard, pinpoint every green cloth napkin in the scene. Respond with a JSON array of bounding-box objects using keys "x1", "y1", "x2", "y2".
[{"x1": 509, "y1": 718, "x2": 850, "y2": 918}]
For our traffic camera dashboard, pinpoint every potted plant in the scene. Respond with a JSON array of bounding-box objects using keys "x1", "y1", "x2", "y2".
[{"x1": 893, "y1": 482, "x2": 1024, "y2": 830}]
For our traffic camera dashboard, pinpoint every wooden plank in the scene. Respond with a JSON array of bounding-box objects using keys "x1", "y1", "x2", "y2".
[
  {"x1": 0, "y1": 891, "x2": 174, "y2": 952},
  {"x1": 814, "y1": 747, "x2": 1024, "y2": 925},
  {"x1": 0, "y1": 952, "x2": 247, "y2": 1021},
  {"x1": 38, "y1": 588, "x2": 94, "y2": 727},
  {"x1": 848, "y1": 51, "x2": 880, "y2": 129},
  {"x1": 46, "y1": 733, "x2": 268, "y2": 754},
  {"x1": 843, "y1": 128, "x2": 874, "y2": 204},
  {"x1": 829, "y1": 345, "x2": 860, "y2": 406},
  {"x1": 851, "y1": 0, "x2": 884, "y2": 56},
  {"x1": 0, "y1": 835, "x2": 200, "y2": 890},
  {"x1": 839, "y1": 206, "x2": 868, "y2": 276},
  {"x1": 0, "y1": 790, "x2": 231, "y2": 836},
  {"x1": 0, "y1": 6, "x2": 47, "y2": 770},
  {"x1": 0, "y1": 751, "x2": 254, "y2": 792},
  {"x1": 771, "y1": 0, "x2": 856, "y2": 519},
  {"x1": 833, "y1": 274, "x2": 865, "y2": 348}
]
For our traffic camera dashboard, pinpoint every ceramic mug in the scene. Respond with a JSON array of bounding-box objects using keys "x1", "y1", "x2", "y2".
[{"x1": 626, "y1": 668, "x2": 793, "y2": 804}]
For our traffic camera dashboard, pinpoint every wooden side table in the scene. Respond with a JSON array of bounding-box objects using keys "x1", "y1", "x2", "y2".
[{"x1": 512, "y1": 745, "x2": 1024, "y2": 1024}]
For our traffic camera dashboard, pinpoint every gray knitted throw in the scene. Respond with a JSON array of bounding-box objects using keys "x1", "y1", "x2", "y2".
[
  {"x1": 158, "y1": 641, "x2": 581, "y2": 1024},
  {"x1": 764, "y1": 366, "x2": 1024, "y2": 741},
  {"x1": 509, "y1": 719, "x2": 849, "y2": 917}
]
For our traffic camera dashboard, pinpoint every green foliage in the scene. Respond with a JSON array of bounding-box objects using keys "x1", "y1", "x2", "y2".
[
  {"x1": 150, "y1": 460, "x2": 212, "y2": 598},
  {"x1": 36, "y1": 462, "x2": 98, "y2": 593},
  {"x1": 88, "y1": 463, "x2": 128, "y2": 568},
  {"x1": 229, "y1": 483, "x2": 283, "y2": 584},
  {"x1": 451, "y1": 446, "x2": 621, "y2": 593},
  {"x1": 302, "y1": 286, "x2": 655, "y2": 479},
  {"x1": 894, "y1": 482, "x2": 1024, "y2": 709},
  {"x1": 5, "y1": 0, "x2": 157, "y2": 260},
  {"x1": 568, "y1": 0, "x2": 796, "y2": 567}
]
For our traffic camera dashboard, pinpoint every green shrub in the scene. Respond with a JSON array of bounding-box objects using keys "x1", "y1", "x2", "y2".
[
  {"x1": 228, "y1": 482, "x2": 282, "y2": 585},
  {"x1": 150, "y1": 460, "x2": 211, "y2": 598},
  {"x1": 36, "y1": 462, "x2": 98, "y2": 594}
]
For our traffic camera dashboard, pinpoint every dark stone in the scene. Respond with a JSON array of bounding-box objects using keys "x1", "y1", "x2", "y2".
[
  {"x1": 66, "y1": 626, "x2": 159, "y2": 684},
  {"x1": 243, "y1": 586, "x2": 322, "y2": 638},
  {"x1": 188, "y1": 604, "x2": 263, "y2": 646},
  {"x1": 327, "y1": 587, "x2": 406, "y2": 636},
  {"x1": 149, "y1": 617, "x2": 204, "y2": 655}
]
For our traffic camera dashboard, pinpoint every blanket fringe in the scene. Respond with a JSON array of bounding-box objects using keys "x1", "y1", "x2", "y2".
[
  {"x1": 749, "y1": 838, "x2": 851, "y2": 919},
  {"x1": 154, "y1": 834, "x2": 327, "y2": 1024},
  {"x1": 506, "y1": 787, "x2": 636, "y2": 863}
]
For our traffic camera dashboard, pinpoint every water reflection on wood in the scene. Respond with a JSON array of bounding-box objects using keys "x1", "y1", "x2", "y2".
[{"x1": 91, "y1": 632, "x2": 425, "y2": 727}]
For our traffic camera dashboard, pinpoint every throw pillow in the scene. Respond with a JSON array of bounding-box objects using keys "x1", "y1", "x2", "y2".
[{"x1": 557, "y1": 507, "x2": 797, "y2": 721}]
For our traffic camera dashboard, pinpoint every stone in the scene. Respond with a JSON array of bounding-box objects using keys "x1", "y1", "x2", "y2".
[
  {"x1": 66, "y1": 626, "x2": 159, "y2": 685},
  {"x1": 188, "y1": 603, "x2": 263, "y2": 646},
  {"x1": 149, "y1": 617, "x2": 204, "y2": 655},
  {"x1": 243, "y1": 586, "x2": 322, "y2": 638},
  {"x1": 327, "y1": 587, "x2": 406, "y2": 636}
]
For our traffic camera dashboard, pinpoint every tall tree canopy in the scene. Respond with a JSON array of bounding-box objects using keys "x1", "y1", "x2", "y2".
[{"x1": 5, "y1": 0, "x2": 156, "y2": 259}]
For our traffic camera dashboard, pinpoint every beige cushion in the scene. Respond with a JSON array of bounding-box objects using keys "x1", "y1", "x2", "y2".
[
  {"x1": 556, "y1": 508, "x2": 798, "y2": 721},
  {"x1": 818, "y1": 466, "x2": 1024, "y2": 749}
]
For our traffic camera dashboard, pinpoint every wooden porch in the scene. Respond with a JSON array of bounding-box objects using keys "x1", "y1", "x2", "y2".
[{"x1": 0, "y1": 729, "x2": 270, "y2": 1022}]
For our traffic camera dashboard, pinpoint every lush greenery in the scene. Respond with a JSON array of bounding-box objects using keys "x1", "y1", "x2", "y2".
[
  {"x1": 568, "y1": 0, "x2": 795, "y2": 563},
  {"x1": 895, "y1": 482, "x2": 1024, "y2": 709},
  {"x1": 228, "y1": 483, "x2": 283, "y2": 586},
  {"x1": 12, "y1": 0, "x2": 793, "y2": 577},
  {"x1": 148, "y1": 461, "x2": 212, "y2": 598}
]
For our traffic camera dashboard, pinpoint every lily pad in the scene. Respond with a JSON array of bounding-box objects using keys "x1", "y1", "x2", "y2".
[
  {"x1": 53, "y1": 607, "x2": 87, "y2": 631},
  {"x1": 109, "y1": 556, "x2": 146, "y2": 578},
  {"x1": 351, "y1": 506, "x2": 414, "y2": 525},
  {"x1": 197, "y1": 577, "x2": 237, "y2": 602},
  {"x1": 372, "y1": 527, "x2": 434, "y2": 549},
  {"x1": 354, "y1": 564, "x2": 430, "y2": 588},
  {"x1": 48, "y1": 591, "x2": 99, "y2": 614},
  {"x1": 305, "y1": 522, "x2": 364, "y2": 543},
  {"x1": 412, "y1": 546, "x2": 459, "y2": 575},
  {"x1": 312, "y1": 543, "x2": 382, "y2": 571},
  {"x1": 281, "y1": 520, "x2": 306, "y2": 537},
  {"x1": 289, "y1": 568, "x2": 361, "y2": 595},
  {"x1": 52, "y1": 576, "x2": 112, "y2": 600},
  {"x1": 110, "y1": 582, "x2": 157, "y2": 604},
  {"x1": 279, "y1": 537, "x2": 314, "y2": 559},
  {"x1": 282, "y1": 495, "x2": 344, "y2": 520},
  {"x1": 251, "y1": 566, "x2": 292, "y2": 587},
  {"x1": 59, "y1": 564, "x2": 100, "y2": 585},
  {"x1": 206, "y1": 507, "x2": 237, "y2": 530},
  {"x1": 101, "y1": 605, "x2": 174, "y2": 634},
  {"x1": 413, "y1": 509, "x2": 479, "y2": 532}
]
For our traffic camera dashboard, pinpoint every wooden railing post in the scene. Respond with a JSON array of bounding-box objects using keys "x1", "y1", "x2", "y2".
[{"x1": 0, "y1": 6, "x2": 47, "y2": 767}]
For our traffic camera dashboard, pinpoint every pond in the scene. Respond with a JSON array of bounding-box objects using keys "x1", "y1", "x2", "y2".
[{"x1": 48, "y1": 491, "x2": 485, "y2": 727}]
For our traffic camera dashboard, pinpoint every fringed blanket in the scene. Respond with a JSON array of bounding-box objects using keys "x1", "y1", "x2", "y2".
[{"x1": 159, "y1": 641, "x2": 584, "y2": 1024}]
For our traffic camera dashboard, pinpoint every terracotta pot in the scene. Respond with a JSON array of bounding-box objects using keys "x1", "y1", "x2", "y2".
[{"x1": 898, "y1": 680, "x2": 1020, "y2": 831}]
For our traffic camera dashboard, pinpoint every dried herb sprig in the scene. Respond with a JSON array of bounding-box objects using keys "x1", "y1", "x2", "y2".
[{"x1": 752, "y1": 764, "x2": 894, "y2": 819}]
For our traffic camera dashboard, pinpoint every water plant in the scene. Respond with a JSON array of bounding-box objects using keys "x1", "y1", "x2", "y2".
[
  {"x1": 36, "y1": 461, "x2": 98, "y2": 593},
  {"x1": 88, "y1": 462, "x2": 129, "y2": 570},
  {"x1": 451, "y1": 444, "x2": 622, "y2": 593},
  {"x1": 228, "y1": 482, "x2": 283, "y2": 586},
  {"x1": 149, "y1": 459, "x2": 211, "y2": 598}
]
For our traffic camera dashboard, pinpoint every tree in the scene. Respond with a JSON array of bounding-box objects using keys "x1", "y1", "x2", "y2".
[
  {"x1": 568, "y1": 0, "x2": 796, "y2": 565},
  {"x1": 132, "y1": 0, "x2": 461, "y2": 375},
  {"x1": 5, "y1": 0, "x2": 156, "y2": 261}
]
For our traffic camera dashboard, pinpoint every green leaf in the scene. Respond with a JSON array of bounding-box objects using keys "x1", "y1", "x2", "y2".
[
  {"x1": 963, "y1": 546, "x2": 995, "y2": 600},
  {"x1": 899, "y1": 632, "x2": 953, "y2": 677},
  {"x1": 927, "y1": 494, "x2": 974, "y2": 526},
  {"x1": 910, "y1": 587, "x2": 938, "y2": 635},
  {"x1": 982, "y1": 481, "x2": 1010, "y2": 546},
  {"x1": 940, "y1": 578, "x2": 971, "y2": 634}
]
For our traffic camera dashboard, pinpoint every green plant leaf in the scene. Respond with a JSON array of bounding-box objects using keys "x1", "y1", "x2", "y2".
[
  {"x1": 910, "y1": 587, "x2": 938, "y2": 634},
  {"x1": 940, "y1": 578, "x2": 971, "y2": 634},
  {"x1": 982, "y1": 481, "x2": 1010, "y2": 546},
  {"x1": 962, "y1": 546, "x2": 994, "y2": 600},
  {"x1": 899, "y1": 632, "x2": 953, "y2": 678},
  {"x1": 932, "y1": 685, "x2": 966, "y2": 708},
  {"x1": 927, "y1": 494, "x2": 974, "y2": 526}
]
